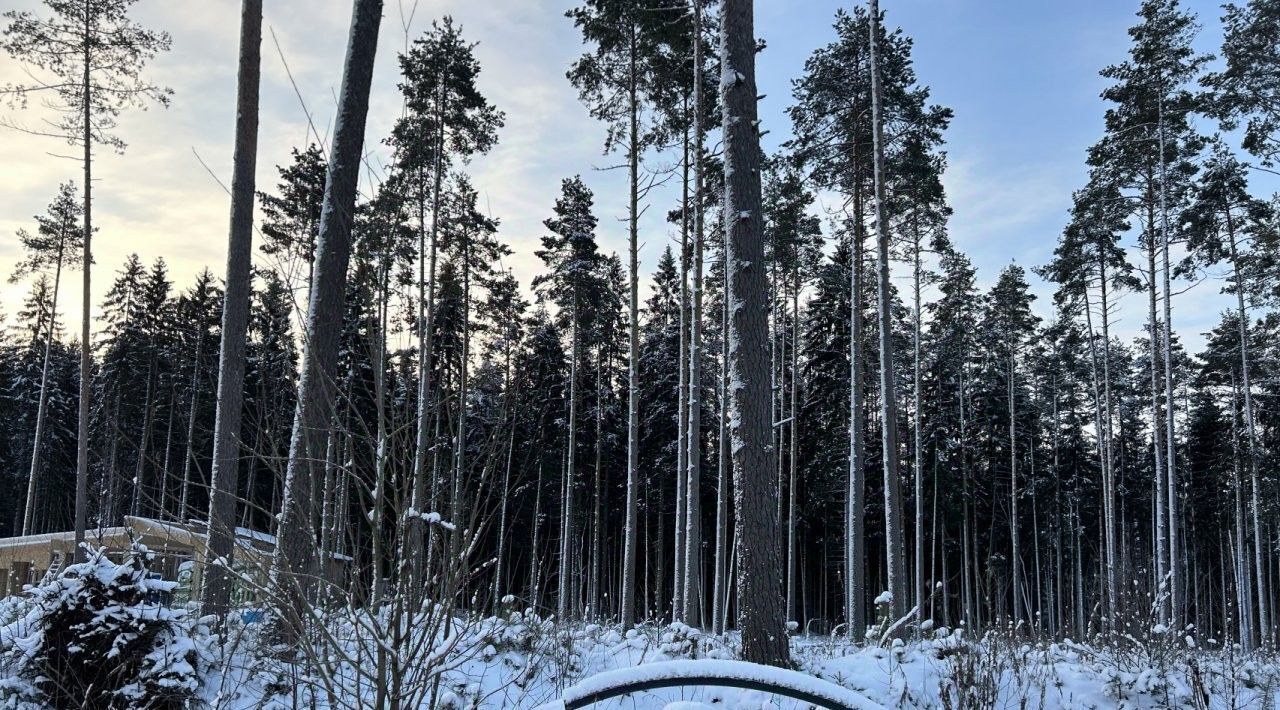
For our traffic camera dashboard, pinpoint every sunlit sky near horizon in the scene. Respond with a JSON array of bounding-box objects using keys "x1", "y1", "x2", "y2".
[{"x1": 1, "y1": 0, "x2": 1275, "y2": 355}]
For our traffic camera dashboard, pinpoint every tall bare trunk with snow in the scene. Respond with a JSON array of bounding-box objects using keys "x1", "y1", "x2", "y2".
[
  {"x1": 1081, "y1": 277, "x2": 1119, "y2": 628},
  {"x1": 200, "y1": 0, "x2": 261, "y2": 619},
  {"x1": 1009, "y1": 353, "x2": 1020, "y2": 630},
  {"x1": 1143, "y1": 206, "x2": 1167, "y2": 627},
  {"x1": 713, "y1": 174, "x2": 732, "y2": 633},
  {"x1": 786, "y1": 269, "x2": 799, "y2": 624},
  {"x1": 675, "y1": 134, "x2": 689, "y2": 621},
  {"x1": 1156, "y1": 99, "x2": 1181, "y2": 626},
  {"x1": 869, "y1": 0, "x2": 907, "y2": 624},
  {"x1": 448, "y1": 230, "x2": 473, "y2": 604},
  {"x1": 846, "y1": 155, "x2": 868, "y2": 637},
  {"x1": 272, "y1": 0, "x2": 382, "y2": 638},
  {"x1": 1226, "y1": 210, "x2": 1270, "y2": 645},
  {"x1": 722, "y1": 0, "x2": 789, "y2": 667},
  {"x1": 684, "y1": 0, "x2": 707, "y2": 624},
  {"x1": 559, "y1": 296, "x2": 578, "y2": 620},
  {"x1": 911, "y1": 222, "x2": 924, "y2": 629},
  {"x1": 408, "y1": 95, "x2": 446, "y2": 591},
  {"x1": 73, "y1": 2, "x2": 93, "y2": 564},
  {"x1": 620, "y1": 20, "x2": 643, "y2": 628}
]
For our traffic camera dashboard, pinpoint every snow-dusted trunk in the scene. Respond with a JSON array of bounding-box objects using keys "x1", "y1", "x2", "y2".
[
  {"x1": 1009, "y1": 352, "x2": 1020, "y2": 631},
  {"x1": 492, "y1": 333, "x2": 516, "y2": 613},
  {"x1": 713, "y1": 286, "x2": 731, "y2": 632},
  {"x1": 531, "y1": 456, "x2": 545, "y2": 607},
  {"x1": 911, "y1": 224, "x2": 924, "y2": 629},
  {"x1": 685, "y1": 19, "x2": 706, "y2": 622},
  {"x1": 1144, "y1": 201, "x2": 1168, "y2": 626},
  {"x1": 785, "y1": 269, "x2": 799, "y2": 625},
  {"x1": 73, "y1": 1, "x2": 93, "y2": 563},
  {"x1": 559, "y1": 292, "x2": 578, "y2": 621},
  {"x1": 771, "y1": 258, "x2": 780, "y2": 527},
  {"x1": 1081, "y1": 283, "x2": 1119, "y2": 629},
  {"x1": 200, "y1": 0, "x2": 261, "y2": 619},
  {"x1": 22, "y1": 237, "x2": 66, "y2": 535},
  {"x1": 1230, "y1": 369, "x2": 1255, "y2": 649},
  {"x1": 370, "y1": 257, "x2": 392, "y2": 607},
  {"x1": 846, "y1": 160, "x2": 867, "y2": 637},
  {"x1": 317, "y1": 427, "x2": 337, "y2": 559},
  {"x1": 1156, "y1": 100, "x2": 1181, "y2": 626},
  {"x1": 1050, "y1": 367, "x2": 1063, "y2": 635},
  {"x1": 675, "y1": 126, "x2": 690, "y2": 622},
  {"x1": 1227, "y1": 214, "x2": 1271, "y2": 646},
  {"x1": 408, "y1": 80, "x2": 447, "y2": 591},
  {"x1": 931, "y1": 462, "x2": 941, "y2": 625},
  {"x1": 1097, "y1": 258, "x2": 1120, "y2": 628},
  {"x1": 722, "y1": 0, "x2": 788, "y2": 666},
  {"x1": 713, "y1": 197, "x2": 732, "y2": 633},
  {"x1": 869, "y1": 0, "x2": 907, "y2": 625},
  {"x1": 451, "y1": 233, "x2": 473, "y2": 575},
  {"x1": 959, "y1": 373, "x2": 974, "y2": 628},
  {"x1": 620, "y1": 19, "x2": 642, "y2": 628},
  {"x1": 590, "y1": 347, "x2": 604, "y2": 617},
  {"x1": 321, "y1": 361, "x2": 356, "y2": 561},
  {"x1": 272, "y1": 0, "x2": 381, "y2": 634}
]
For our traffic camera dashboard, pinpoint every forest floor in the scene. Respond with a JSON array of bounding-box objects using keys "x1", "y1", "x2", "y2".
[{"x1": 193, "y1": 611, "x2": 1280, "y2": 709}]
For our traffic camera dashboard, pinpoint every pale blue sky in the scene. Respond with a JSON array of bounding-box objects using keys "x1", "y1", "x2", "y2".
[{"x1": 1, "y1": 0, "x2": 1272, "y2": 353}]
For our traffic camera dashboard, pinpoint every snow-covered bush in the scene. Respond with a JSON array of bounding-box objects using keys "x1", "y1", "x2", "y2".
[
  {"x1": 658, "y1": 621, "x2": 732, "y2": 660},
  {"x1": 0, "y1": 543, "x2": 199, "y2": 709}
]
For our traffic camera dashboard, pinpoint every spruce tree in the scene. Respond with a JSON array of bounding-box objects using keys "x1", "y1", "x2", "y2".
[{"x1": 201, "y1": 0, "x2": 262, "y2": 620}]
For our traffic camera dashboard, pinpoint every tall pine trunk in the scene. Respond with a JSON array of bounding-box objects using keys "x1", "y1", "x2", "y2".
[
  {"x1": 675, "y1": 125, "x2": 689, "y2": 621},
  {"x1": 846, "y1": 159, "x2": 867, "y2": 637},
  {"x1": 685, "y1": 0, "x2": 707, "y2": 627},
  {"x1": 911, "y1": 221, "x2": 924, "y2": 629},
  {"x1": 272, "y1": 0, "x2": 381, "y2": 636},
  {"x1": 1145, "y1": 200, "x2": 1168, "y2": 626},
  {"x1": 869, "y1": 0, "x2": 907, "y2": 624},
  {"x1": 200, "y1": 0, "x2": 261, "y2": 618},
  {"x1": 722, "y1": 0, "x2": 788, "y2": 666},
  {"x1": 619, "y1": 18, "x2": 642, "y2": 628},
  {"x1": 1009, "y1": 352, "x2": 1020, "y2": 630},
  {"x1": 1157, "y1": 99, "x2": 1181, "y2": 625},
  {"x1": 73, "y1": 0, "x2": 93, "y2": 563},
  {"x1": 713, "y1": 186, "x2": 732, "y2": 633},
  {"x1": 786, "y1": 268, "x2": 799, "y2": 625},
  {"x1": 559, "y1": 293, "x2": 578, "y2": 620},
  {"x1": 1227, "y1": 211, "x2": 1270, "y2": 646}
]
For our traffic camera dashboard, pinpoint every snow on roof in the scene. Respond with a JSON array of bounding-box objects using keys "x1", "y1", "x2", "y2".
[
  {"x1": 151, "y1": 518, "x2": 351, "y2": 561},
  {"x1": 0, "y1": 517, "x2": 350, "y2": 562},
  {"x1": 0, "y1": 526, "x2": 130, "y2": 550},
  {"x1": 545, "y1": 659, "x2": 886, "y2": 710}
]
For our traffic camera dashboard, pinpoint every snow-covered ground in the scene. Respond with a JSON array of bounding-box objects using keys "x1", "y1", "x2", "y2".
[
  {"x1": 3, "y1": 558, "x2": 1277, "y2": 710},
  {"x1": 185, "y1": 613, "x2": 1280, "y2": 709}
]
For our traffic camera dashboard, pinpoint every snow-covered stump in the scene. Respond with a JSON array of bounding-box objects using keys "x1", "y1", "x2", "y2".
[{"x1": 537, "y1": 659, "x2": 886, "y2": 710}]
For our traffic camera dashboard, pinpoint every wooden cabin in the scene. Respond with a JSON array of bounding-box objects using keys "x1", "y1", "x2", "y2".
[{"x1": 0, "y1": 516, "x2": 348, "y2": 604}]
